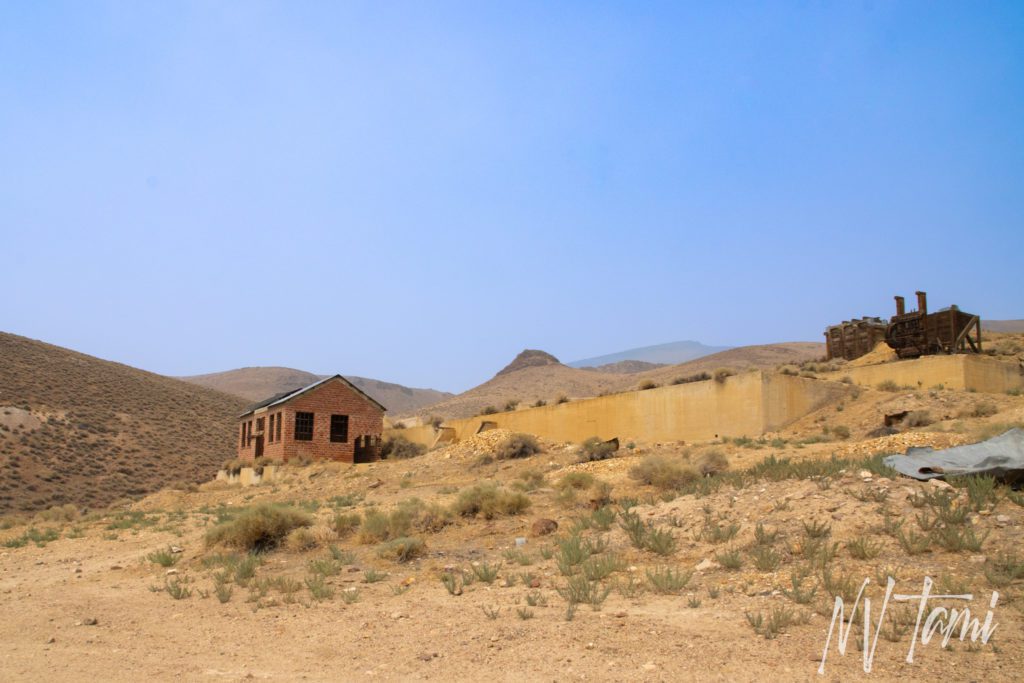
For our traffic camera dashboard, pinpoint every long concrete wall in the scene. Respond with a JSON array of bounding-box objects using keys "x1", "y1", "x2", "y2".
[
  {"x1": 429, "y1": 372, "x2": 846, "y2": 445},
  {"x1": 828, "y1": 355, "x2": 1023, "y2": 393}
]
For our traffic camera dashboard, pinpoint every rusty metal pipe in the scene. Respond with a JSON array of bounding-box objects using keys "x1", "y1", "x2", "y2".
[
  {"x1": 916, "y1": 291, "x2": 927, "y2": 316},
  {"x1": 895, "y1": 296, "x2": 905, "y2": 316}
]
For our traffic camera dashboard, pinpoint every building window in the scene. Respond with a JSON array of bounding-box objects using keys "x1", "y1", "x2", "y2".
[
  {"x1": 276, "y1": 413, "x2": 282, "y2": 441},
  {"x1": 268, "y1": 414, "x2": 275, "y2": 443},
  {"x1": 239, "y1": 423, "x2": 245, "y2": 447},
  {"x1": 330, "y1": 415, "x2": 349, "y2": 443},
  {"x1": 256, "y1": 417, "x2": 264, "y2": 436},
  {"x1": 294, "y1": 412, "x2": 314, "y2": 441},
  {"x1": 247, "y1": 420, "x2": 252, "y2": 446}
]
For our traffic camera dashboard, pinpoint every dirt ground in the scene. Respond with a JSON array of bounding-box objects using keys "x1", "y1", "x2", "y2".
[{"x1": 2, "y1": 381, "x2": 1023, "y2": 681}]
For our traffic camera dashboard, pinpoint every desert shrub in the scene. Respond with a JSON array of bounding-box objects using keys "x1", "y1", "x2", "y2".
[
  {"x1": 427, "y1": 415, "x2": 444, "y2": 429},
  {"x1": 577, "y1": 437, "x2": 617, "y2": 463},
  {"x1": 557, "y1": 472, "x2": 595, "y2": 491},
  {"x1": 495, "y1": 433, "x2": 541, "y2": 460},
  {"x1": 34, "y1": 504, "x2": 79, "y2": 524},
  {"x1": 504, "y1": 399, "x2": 520, "y2": 411},
  {"x1": 556, "y1": 395, "x2": 570, "y2": 404},
  {"x1": 714, "y1": 368, "x2": 734, "y2": 383},
  {"x1": 629, "y1": 456, "x2": 699, "y2": 490},
  {"x1": 831, "y1": 425, "x2": 851, "y2": 440},
  {"x1": 972, "y1": 402, "x2": 998, "y2": 418},
  {"x1": 515, "y1": 468, "x2": 546, "y2": 492},
  {"x1": 638, "y1": 380, "x2": 660, "y2": 391},
  {"x1": 390, "y1": 421, "x2": 406, "y2": 429},
  {"x1": 695, "y1": 450, "x2": 729, "y2": 476},
  {"x1": 205, "y1": 504, "x2": 313, "y2": 553},
  {"x1": 380, "y1": 435, "x2": 426, "y2": 460},
  {"x1": 877, "y1": 380, "x2": 900, "y2": 392},
  {"x1": 672, "y1": 372, "x2": 711, "y2": 385},
  {"x1": 480, "y1": 406, "x2": 499, "y2": 415},
  {"x1": 533, "y1": 399, "x2": 547, "y2": 408},
  {"x1": 377, "y1": 536, "x2": 425, "y2": 563},
  {"x1": 452, "y1": 484, "x2": 531, "y2": 519},
  {"x1": 332, "y1": 512, "x2": 361, "y2": 536},
  {"x1": 904, "y1": 411, "x2": 934, "y2": 428},
  {"x1": 284, "y1": 527, "x2": 319, "y2": 552}
]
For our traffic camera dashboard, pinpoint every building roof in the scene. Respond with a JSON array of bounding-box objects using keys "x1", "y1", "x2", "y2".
[{"x1": 238, "y1": 374, "x2": 387, "y2": 418}]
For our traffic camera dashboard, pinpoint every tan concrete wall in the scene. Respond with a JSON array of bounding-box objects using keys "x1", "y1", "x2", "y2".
[
  {"x1": 828, "y1": 355, "x2": 1022, "y2": 394},
  {"x1": 440, "y1": 372, "x2": 845, "y2": 444},
  {"x1": 390, "y1": 425, "x2": 439, "y2": 448}
]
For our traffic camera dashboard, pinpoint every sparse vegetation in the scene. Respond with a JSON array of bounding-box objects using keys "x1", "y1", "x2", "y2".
[
  {"x1": 495, "y1": 433, "x2": 541, "y2": 460},
  {"x1": 380, "y1": 435, "x2": 427, "y2": 459},
  {"x1": 629, "y1": 455, "x2": 699, "y2": 490},
  {"x1": 205, "y1": 504, "x2": 313, "y2": 553},
  {"x1": 577, "y1": 436, "x2": 617, "y2": 462}
]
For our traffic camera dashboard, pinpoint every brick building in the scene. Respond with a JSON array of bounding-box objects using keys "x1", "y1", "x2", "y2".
[{"x1": 236, "y1": 375, "x2": 385, "y2": 464}]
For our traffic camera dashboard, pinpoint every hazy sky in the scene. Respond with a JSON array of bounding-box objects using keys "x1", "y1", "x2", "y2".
[{"x1": 2, "y1": 2, "x2": 1022, "y2": 392}]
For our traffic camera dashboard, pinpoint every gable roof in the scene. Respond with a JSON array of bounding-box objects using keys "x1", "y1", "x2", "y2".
[{"x1": 238, "y1": 374, "x2": 387, "y2": 418}]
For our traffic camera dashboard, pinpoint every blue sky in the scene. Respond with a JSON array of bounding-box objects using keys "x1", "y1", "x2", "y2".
[{"x1": 1, "y1": 1, "x2": 1022, "y2": 393}]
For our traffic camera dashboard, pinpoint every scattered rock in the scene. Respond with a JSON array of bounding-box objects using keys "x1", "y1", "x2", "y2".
[
  {"x1": 531, "y1": 518, "x2": 558, "y2": 536},
  {"x1": 170, "y1": 546, "x2": 184, "y2": 554},
  {"x1": 77, "y1": 618, "x2": 98, "y2": 626},
  {"x1": 45, "y1": 636, "x2": 55, "y2": 644},
  {"x1": 928, "y1": 478, "x2": 952, "y2": 489},
  {"x1": 642, "y1": 662, "x2": 657, "y2": 671},
  {"x1": 367, "y1": 479, "x2": 383, "y2": 489},
  {"x1": 695, "y1": 558, "x2": 718, "y2": 572}
]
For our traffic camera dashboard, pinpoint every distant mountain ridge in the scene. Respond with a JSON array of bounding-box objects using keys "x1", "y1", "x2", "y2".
[
  {"x1": 179, "y1": 367, "x2": 453, "y2": 415},
  {"x1": 984, "y1": 320, "x2": 1024, "y2": 333},
  {"x1": 568, "y1": 340, "x2": 732, "y2": 369}
]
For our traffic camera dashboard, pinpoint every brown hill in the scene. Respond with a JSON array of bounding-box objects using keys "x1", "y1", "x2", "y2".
[
  {"x1": 419, "y1": 342, "x2": 824, "y2": 420},
  {"x1": 0, "y1": 331, "x2": 247, "y2": 514},
  {"x1": 179, "y1": 367, "x2": 453, "y2": 415},
  {"x1": 634, "y1": 342, "x2": 825, "y2": 386},
  {"x1": 418, "y1": 350, "x2": 622, "y2": 419}
]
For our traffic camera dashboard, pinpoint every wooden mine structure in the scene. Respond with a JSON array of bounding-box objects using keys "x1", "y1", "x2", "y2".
[
  {"x1": 885, "y1": 291, "x2": 982, "y2": 359},
  {"x1": 824, "y1": 317, "x2": 889, "y2": 361},
  {"x1": 824, "y1": 291, "x2": 982, "y2": 362}
]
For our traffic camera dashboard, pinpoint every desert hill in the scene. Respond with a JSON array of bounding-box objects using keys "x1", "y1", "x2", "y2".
[
  {"x1": 633, "y1": 342, "x2": 825, "y2": 387},
  {"x1": 180, "y1": 367, "x2": 453, "y2": 415},
  {"x1": 0, "y1": 331, "x2": 247, "y2": 514},
  {"x1": 418, "y1": 342, "x2": 825, "y2": 420},
  {"x1": 985, "y1": 319, "x2": 1024, "y2": 333},
  {"x1": 418, "y1": 350, "x2": 624, "y2": 419},
  {"x1": 568, "y1": 339, "x2": 731, "y2": 368}
]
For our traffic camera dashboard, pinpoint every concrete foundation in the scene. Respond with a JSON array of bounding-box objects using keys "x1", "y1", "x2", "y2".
[{"x1": 826, "y1": 355, "x2": 1023, "y2": 393}]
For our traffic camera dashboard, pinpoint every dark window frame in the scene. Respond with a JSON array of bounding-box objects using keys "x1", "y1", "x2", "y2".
[
  {"x1": 276, "y1": 413, "x2": 282, "y2": 441},
  {"x1": 294, "y1": 411, "x2": 314, "y2": 441},
  {"x1": 268, "y1": 414, "x2": 275, "y2": 443},
  {"x1": 330, "y1": 414, "x2": 349, "y2": 443}
]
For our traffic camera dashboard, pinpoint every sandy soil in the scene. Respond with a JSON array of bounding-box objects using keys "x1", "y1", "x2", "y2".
[{"x1": 2, "y1": 384, "x2": 1023, "y2": 682}]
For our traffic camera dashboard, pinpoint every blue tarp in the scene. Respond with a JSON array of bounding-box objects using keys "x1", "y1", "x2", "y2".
[{"x1": 883, "y1": 428, "x2": 1024, "y2": 481}]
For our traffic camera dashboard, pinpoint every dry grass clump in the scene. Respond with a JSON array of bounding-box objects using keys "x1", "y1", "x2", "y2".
[
  {"x1": 381, "y1": 435, "x2": 427, "y2": 460},
  {"x1": 452, "y1": 483, "x2": 531, "y2": 519},
  {"x1": 376, "y1": 536, "x2": 425, "y2": 563},
  {"x1": 695, "y1": 450, "x2": 729, "y2": 476},
  {"x1": 714, "y1": 368, "x2": 734, "y2": 383},
  {"x1": 638, "y1": 380, "x2": 660, "y2": 391},
  {"x1": 672, "y1": 372, "x2": 711, "y2": 385},
  {"x1": 629, "y1": 455, "x2": 699, "y2": 490},
  {"x1": 495, "y1": 433, "x2": 541, "y2": 460},
  {"x1": 33, "y1": 503, "x2": 79, "y2": 524},
  {"x1": 904, "y1": 410, "x2": 934, "y2": 428},
  {"x1": 205, "y1": 504, "x2": 313, "y2": 553},
  {"x1": 283, "y1": 526, "x2": 319, "y2": 552},
  {"x1": 577, "y1": 436, "x2": 617, "y2": 463}
]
